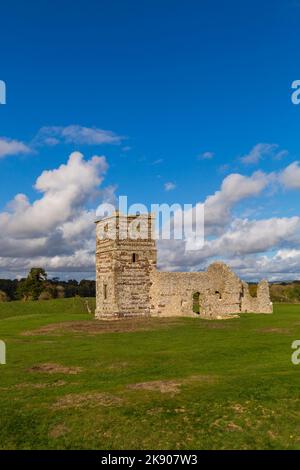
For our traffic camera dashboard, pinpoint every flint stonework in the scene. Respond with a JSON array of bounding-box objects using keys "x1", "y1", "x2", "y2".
[{"x1": 95, "y1": 214, "x2": 273, "y2": 319}]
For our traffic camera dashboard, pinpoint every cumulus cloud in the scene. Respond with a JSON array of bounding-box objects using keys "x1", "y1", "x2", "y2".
[
  {"x1": 279, "y1": 161, "x2": 300, "y2": 189},
  {"x1": 0, "y1": 137, "x2": 32, "y2": 159},
  {"x1": 204, "y1": 217, "x2": 300, "y2": 257},
  {"x1": 34, "y1": 125, "x2": 124, "y2": 147},
  {"x1": 158, "y1": 163, "x2": 300, "y2": 279},
  {"x1": 0, "y1": 152, "x2": 111, "y2": 277},
  {"x1": 241, "y1": 143, "x2": 287, "y2": 165},
  {"x1": 0, "y1": 151, "x2": 107, "y2": 238},
  {"x1": 204, "y1": 171, "x2": 269, "y2": 231},
  {"x1": 225, "y1": 250, "x2": 300, "y2": 282},
  {"x1": 2, "y1": 152, "x2": 300, "y2": 281},
  {"x1": 158, "y1": 216, "x2": 300, "y2": 279}
]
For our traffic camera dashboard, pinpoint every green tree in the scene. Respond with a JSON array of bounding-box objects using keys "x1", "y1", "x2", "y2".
[{"x1": 17, "y1": 268, "x2": 47, "y2": 301}]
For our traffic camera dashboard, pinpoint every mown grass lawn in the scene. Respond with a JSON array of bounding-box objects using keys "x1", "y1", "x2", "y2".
[{"x1": 0, "y1": 299, "x2": 300, "y2": 450}]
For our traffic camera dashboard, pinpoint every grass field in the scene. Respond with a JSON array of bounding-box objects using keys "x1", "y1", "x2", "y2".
[{"x1": 0, "y1": 298, "x2": 300, "y2": 450}]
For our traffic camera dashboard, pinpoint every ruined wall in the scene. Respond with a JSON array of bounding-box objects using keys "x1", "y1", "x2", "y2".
[
  {"x1": 150, "y1": 263, "x2": 246, "y2": 319},
  {"x1": 95, "y1": 214, "x2": 273, "y2": 320},
  {"x1": 241, "y1": 280, "x2": 273, "y2": 314},
  {"x1": 150, "y1": 271, "x2": 207, "y2": 318}
]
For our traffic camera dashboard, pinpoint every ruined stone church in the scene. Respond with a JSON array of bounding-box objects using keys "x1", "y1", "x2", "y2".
[{"x1": 95, "y1": 213, "x2": 273, "y2": 320}]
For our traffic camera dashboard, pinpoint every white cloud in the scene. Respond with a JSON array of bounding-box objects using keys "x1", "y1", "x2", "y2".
[
  {"x1": 0, "y1": 152, "x2": 112, "y2": 276},
  {"x1": 204, "y1": 171, "x2": 269, "y2": 231},
  {"x1": 205, "y1": 217, "x2": 300, "y2": 257},
  {"x1": 0, "y1": 151, "x2": 108, "y2": 238},
  {"x1": 0, "y1": 137, "x2": 32, "y2": 159},
  {"x1": 241, "y1": 143, "x2": 287, "y2": 165},
  {"x1": 34, "y1": 125, "x2": 124, "y2": 147},
  {"x1": 1, "y1": 152, "x2": 300, "y2": 280},
  {"x1": 225, "y1": 250, "x2": 300, "y2": 282},
  {"x1": 279, "y1": 161, "x2": 300, "y2": 189},
  {"x1": 157, "y1": 161, "x2": 300, "y2": 279},
  {"x1": 198, "y1": 151, "x2": 214, "y2": 160},
  {"x1": 164, "y1": 182, "x2": 176, "y2": 191},
  {"x1": 157, "y1": 217, "x2": 300, "y2": 283}
]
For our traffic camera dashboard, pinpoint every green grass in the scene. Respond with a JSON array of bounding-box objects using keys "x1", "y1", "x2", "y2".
[{"x1": 0, "y1": 298, "x2": 300, "y2": 450}]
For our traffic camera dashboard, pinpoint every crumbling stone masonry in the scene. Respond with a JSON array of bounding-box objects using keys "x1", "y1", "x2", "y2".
[{"x1": 95, "y1": 213, "x2": 273, "y2": 319}]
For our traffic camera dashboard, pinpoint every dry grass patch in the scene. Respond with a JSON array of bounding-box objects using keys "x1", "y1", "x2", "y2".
[
  {"x1": 128, "y1": 380, "x2": 181, "y2": 395},
  {"x1": 226, "y1": 422, "x2": 243, "y2": 432},
  {"x1": 27, "y1": 363, "x2": 82, "y2": 375},
  {"x1": 21, "y1": 318, "x2": 186, "y2": 337},
  {"x1": 127, "y1": 374, "x2": 216, "y2": 395},
  {"x1": 258, "y1": 327, "x2": 291, "y2": 334},
  {"x1": 15, "y1": 380, "x2": 67, "y2": 389},
  {"x1": 51, "y1": 392, "x2": 123, "y2": 410},
  {"x1": 230, "y1": 403, "x2": 246, "y2": 414},
  {"x1": 48, "y1": 424, "x2": 70, "y2": 439}
]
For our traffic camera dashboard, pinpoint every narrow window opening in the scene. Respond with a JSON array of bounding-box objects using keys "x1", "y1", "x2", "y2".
[
  {"x1": 104, "y1": 284, "x2": 107, "y2": 300},
  {"x1": 192, "y1": 292, "x2": 201, "y2": 314},
  {"x1": 132, "y1": 253, "x2": 137, "y2": 263},
  {"x1": 215, "y1": 290, "x2": 222, "y2": 299}
]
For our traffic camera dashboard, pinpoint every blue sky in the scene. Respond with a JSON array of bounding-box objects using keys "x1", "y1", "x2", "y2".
[{"x1": 1, "y1": 0, "x2": 300, "y2": 280}]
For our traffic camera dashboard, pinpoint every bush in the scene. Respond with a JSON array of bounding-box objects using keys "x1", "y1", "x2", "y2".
[
  {"x1": 38, "y1": 291, "x2": 53, "y2": 301},
  {"x1": 56, "y1": 285, "x2": 65, "y2": 298},
  {"x1": 0, "y1": 290, "x2": 9, "y2": 302}
]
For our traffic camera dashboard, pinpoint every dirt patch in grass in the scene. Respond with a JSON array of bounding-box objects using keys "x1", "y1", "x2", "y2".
[
  {"x1": 127, "y1": 374, "x2": 216, "y2": 395},
  {"x1": 15, "y1": 380, "x2": 67, "y2": 389},
  {"x1": 128, "y1": 380, "x2": 181, "y2": 394},
  {"x1": 51, "y1": 392, "x2": 123, "y2": 410},
  {"x1": 230, "y1": 403, "x2": 246, "y2": 414},
  {"x1": 48, "y1": 424, "x2": 70, "y2": 439},
  {"x1": 258, "y1": 327, "x2": 291, "y2": 334},
  {"x1": 0, "y1": 380, "x2": 69, "y2": 392},
  {"x1": 21, "y1": 318, "x2": 186, "y2": 336},
  {"x1": 27, "y1": 363, "x2": 82, "y2": 375},
  {"x1": 226, "y1": 422, "x2": 243, "y2": 432}
]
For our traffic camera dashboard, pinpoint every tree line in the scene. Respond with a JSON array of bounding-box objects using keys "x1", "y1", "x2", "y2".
[{"x1": 0, "y1": 268, "x2": 95, "y2": 301}]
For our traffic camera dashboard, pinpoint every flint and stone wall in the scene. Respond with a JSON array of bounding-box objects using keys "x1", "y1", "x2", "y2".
[
  {"x1": 95, "y1": 214, "x2": 156, "y2": 319},
  {"x1": 95, "y1": 215, "x2": 273, "y2": 319}
]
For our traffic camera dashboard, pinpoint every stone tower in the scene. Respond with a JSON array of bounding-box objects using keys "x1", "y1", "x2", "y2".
[{"x1": 95, "y1": 212, "x2": 156, "y2": 319}]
